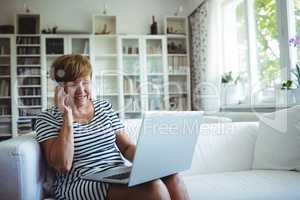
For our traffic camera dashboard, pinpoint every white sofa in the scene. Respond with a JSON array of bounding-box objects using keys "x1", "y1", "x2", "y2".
[{"x1": 0, "y1": 119, "x2": 300, "y2": 200}]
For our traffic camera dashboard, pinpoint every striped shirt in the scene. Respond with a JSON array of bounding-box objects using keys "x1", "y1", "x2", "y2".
[{"x1": 35, "y1": 99, "x2": 125, "y2": 200}]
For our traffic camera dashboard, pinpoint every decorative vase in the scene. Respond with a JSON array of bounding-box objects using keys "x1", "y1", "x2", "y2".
[
  {"x1": 276, "y1": 89, "x2": 295, "y2": 105},
  {"x1": 221, "y1": 83, "x2": 241, "y2": 106},
  {"x1": 150, "y1": 16, "x2": 158, "y2": 34}
]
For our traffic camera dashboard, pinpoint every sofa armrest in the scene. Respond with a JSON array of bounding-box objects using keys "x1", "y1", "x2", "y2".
[
  {"x1": 0, "y1": 133, "x2": 45, "y2": 200},
  {"x1": 182, "y1": 122, "x2": 259, "y2": 176}
]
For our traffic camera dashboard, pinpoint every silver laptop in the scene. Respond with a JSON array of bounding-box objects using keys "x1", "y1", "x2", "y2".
[{"x1": 81, "y1": 111, "x2": 203, "y2": 187}]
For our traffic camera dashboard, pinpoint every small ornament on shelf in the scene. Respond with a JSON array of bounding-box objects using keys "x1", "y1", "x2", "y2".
[
  {"x1": 42, "y1": 26, "x2": 58, "y2": 34},
  {"x1": 100, "y1": 24, "x2": 110, "y2": 34},
  {"x1": 23, "y1": 3, "x2": 30, "y2": 13},
  {"x1": 150, "y1": 16, "x2": 158, "y2": 35},
  {"x1": 103, "y1": 3, "x2": 108, "y2": 15}
]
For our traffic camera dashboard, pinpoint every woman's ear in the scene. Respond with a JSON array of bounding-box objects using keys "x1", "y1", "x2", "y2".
[{"x1": 88, "y1": 93, "x2": 92, "y2": 100}]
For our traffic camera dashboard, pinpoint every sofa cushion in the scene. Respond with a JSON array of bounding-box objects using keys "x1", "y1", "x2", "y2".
[
  {"x1": 253, "y1": 106, "x2": 300, "y2": 171},
  {"x1": 183, "y1": 170, "x2": 300, "y2": 200}
]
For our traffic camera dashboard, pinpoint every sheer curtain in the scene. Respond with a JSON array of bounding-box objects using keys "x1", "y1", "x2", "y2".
[{"x1": 189, "y1": 0, "x2": 222, "y2": 112}]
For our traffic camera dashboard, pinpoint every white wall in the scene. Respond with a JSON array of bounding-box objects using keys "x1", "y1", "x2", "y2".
[
  {"x1": 0, "y1": 0, "x2": 191, "y2": 34},
  {"x1": 186, "y1": 0, "x2": 206, "y2": 15}
]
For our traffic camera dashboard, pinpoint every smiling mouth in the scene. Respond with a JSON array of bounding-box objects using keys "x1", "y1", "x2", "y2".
[{"x1": 75, "y1": 95, "x2": 88, "y2": 102}]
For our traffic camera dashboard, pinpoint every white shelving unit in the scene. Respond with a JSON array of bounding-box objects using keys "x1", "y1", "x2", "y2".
[
  {"x1": 41, "y1": 34, "x2": 67, "y2": 109},
  {"x1": 91, "y1": 32, "x2": 189, "y2": 118},
  {"x1": 143, "y1": 35, "x2": 169, "y2": 111},
  {"x1": 0, "y1": 15, "x2": 193, "y2": 140},
  {"x1": 165, "y1": 16, "x2": 191, "y2": 111},
  {"x1": 15, "y1": 34, "x2": 42, "y2": 135},
  {"x1": 0, "y1": 35, "x2": 17, "y2": 139},
  {"x1": 117, "y1": 35, "x2": 169, "y2": 118},
  {"x1": 91, "y1": 35, "x2": 122, "y2": 116},
  {"x1": 119, "y1": 35, "x2": 143, "y2": 119}
]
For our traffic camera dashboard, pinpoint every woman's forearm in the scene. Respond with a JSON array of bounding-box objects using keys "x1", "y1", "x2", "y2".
[
  {"x1": 124, "y1": 145, "x2": 136, "y2": 162},
  {"x1": 49, "y1": 112, "x2": 74, "y2": 173}
]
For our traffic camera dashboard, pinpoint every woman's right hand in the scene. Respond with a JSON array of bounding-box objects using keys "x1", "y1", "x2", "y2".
[{"x1": 55, "y1": 85, "x2": 73, "y2": 116}]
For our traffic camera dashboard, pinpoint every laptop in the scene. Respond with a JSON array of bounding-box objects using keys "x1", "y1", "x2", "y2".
[{"x1": 81, "y1": 111, "x2": 203, "y2": 187}]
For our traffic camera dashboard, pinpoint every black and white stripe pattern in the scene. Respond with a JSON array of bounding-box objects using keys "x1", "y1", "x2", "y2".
[{"x1": 35, "y1": 99, "x2": 125, "y2": 200}]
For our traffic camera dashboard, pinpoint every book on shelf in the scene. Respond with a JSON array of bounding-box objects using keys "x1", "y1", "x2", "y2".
[
  {"x1": 83, "y1": 40, "x2": 89, "y2": 55},
  {"x1": 17, "y1": 57, "x2": 40, "y2": 65},
  {"x1": 18, "y1": 77, "x2": 41, "y2": 85},
  {"x1": 19, "y1": 108, "x2": 41, "y2": 117},
  {"x1": 0, "y1": 43, "x2": 9, "y2": 55},
  {"x1": 46, "y1": 38, "x2": 64, "y2": 54},
  {"x1": 124, "y1": 78, "x2": 137, "y2": 94},
  {"x1": 168, "y1": 56, "x2": 188, "y2": 74},
  {"x1": 18, "y1": 87, "x2": 41, "y2": 96},
  {"x1": 16, "y1": 36, "x2": 40, "y2": 45},
  {"x1": 19, "y1": 98, "x2": 41, "y2": 106},
  {"x1": 0, "y1": 79, "x2": 10, "y2": 96},
  {"x1": 17, "y1": 46, "x2": 40, "y2": 54},
  {"x1": 0, "y1": 105, "x2": 11, "y2": 115},
  {"x1": 0, "y1": 67, "x2": 10, "y2": 75},
  {"x1": 125, "y1": 96, "x2": 140, "y2": 112},
  {"x1": 17, "y1": 67, "x2": 40, "y2": 75}
]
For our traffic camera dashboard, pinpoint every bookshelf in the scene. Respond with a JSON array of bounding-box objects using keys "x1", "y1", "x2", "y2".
[
  {"x1": 165, "y1": 16, "x2": 191, "y2": 111},
  {"x1": 119, "y1": 36, "x2": 143, "y2": 119},
  {"x1": 0, "y1": 35, "x2": 15, "y2": 140},
  {"x1": 91, "y1": 35, "x2": 121, "y2": 115},
  {"x1": 144, "y1": 36, "x2": 168, "y2": 111},
  {"x1": 41, "y1": 35, "x2": 67, "y2": 109},
  {"x1": 16, "y1": 34, "x2": 42, "y2": 134},
  {"x1": 91, "y1": 33, "x2": 189, "y2": 118}
]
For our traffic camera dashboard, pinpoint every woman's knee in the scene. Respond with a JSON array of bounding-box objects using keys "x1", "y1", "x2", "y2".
[
  {"x1": 144, "y1": 180, "x2": 171, "y2": 200},
  {"x1": 165, "y1": 173, "x2": 182, "y2": 185},
  {"x1": 163, "y1": 173, "x2": 185, "y2": 187}
]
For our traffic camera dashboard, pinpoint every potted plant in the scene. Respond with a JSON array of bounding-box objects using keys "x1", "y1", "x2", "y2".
[
  {"x1": 277, "y1": 80, "x2": 295, "y2": 105},
  {"x1": 221, "y1": 71, "x2": 241, "y2": 105}
]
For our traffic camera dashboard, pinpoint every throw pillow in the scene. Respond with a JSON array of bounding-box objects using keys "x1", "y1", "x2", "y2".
[{"x1": 252, "y1": 105, "x2": 300, "y2": 171}]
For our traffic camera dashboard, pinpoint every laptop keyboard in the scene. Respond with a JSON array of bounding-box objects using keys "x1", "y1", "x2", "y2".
[{"x1": 104, "y1": 172, "x2": 131, "y2": 180}]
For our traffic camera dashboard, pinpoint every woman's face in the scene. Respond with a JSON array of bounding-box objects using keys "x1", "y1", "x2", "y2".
[{"x1": 63, "y1": 75, "x2": 92, "y2": 108}]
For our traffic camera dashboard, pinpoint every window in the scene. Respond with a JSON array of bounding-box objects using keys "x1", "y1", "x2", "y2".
[
  {"x1": 294, "y1": 0, "x2": 300, "y2": 63},
  {"x1": 222, "y1": 0, "x2": 250, "y2": 105},
  {"x1": 253, "y1": 0, "x2": 280, "y2": 105},
  {"x1": 221, "y1": 0, "x2": 295, "y2": 107}
]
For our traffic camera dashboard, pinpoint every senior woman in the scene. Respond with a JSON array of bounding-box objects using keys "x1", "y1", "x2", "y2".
[{"x1": 35, "y1": 54, "x2": 190, "y2": 200}]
